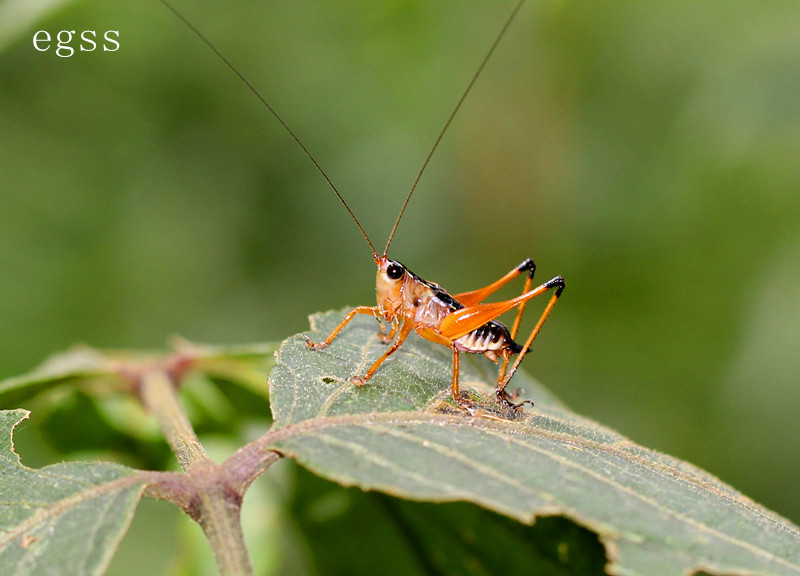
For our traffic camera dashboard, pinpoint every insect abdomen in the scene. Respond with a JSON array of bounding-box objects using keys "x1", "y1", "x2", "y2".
[{"x1": 455, "y1": 321, "x2": 522, "y2": 356}]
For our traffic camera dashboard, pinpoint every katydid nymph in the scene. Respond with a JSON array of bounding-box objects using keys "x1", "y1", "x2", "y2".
[{"x1": 162, "y1": 0, "x2": 565, "y2": 414}]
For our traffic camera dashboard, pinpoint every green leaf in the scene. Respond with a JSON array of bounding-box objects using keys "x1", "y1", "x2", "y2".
[
  {"x1": 292, "y1": 465, "x2": 608, "y2": 575},
  {"x1": 270, "y1": 310, "x2": 800, "y2": 576},
  {"x1": 0, "y1": 341, "x2": 278, "y2": 410},
  {"x1": 0, "y1": 348, "x2": 118, "y2": 409},
  {"x1": 0, "y1": 409, "x2": 145, "y2": 576}
]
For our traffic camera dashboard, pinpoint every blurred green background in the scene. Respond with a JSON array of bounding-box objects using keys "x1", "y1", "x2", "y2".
[{"x1": 1, "y1": 0, "x2": 799, "y2": 566}]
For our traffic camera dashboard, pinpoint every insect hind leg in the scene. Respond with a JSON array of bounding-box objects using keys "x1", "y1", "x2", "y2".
[
  {"x1": 496, "y1": 275, "x2": 565, "y2": 408},
  {"x1": 495, "y1": 258, "x2": 537, "y2": 392},
  {"x1": 508, "y1": 258, "x2": 536, "y2": 341},
  {"x1": 454, "y1": 258, "x2": 536, "y2": 308}
]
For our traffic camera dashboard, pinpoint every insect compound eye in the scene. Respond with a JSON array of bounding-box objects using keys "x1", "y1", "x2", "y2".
[{"x1": 386, "y1": 262, "x2": 404, "y2": 280}]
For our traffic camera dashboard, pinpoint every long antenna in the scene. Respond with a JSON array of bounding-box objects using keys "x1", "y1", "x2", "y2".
[
  {"x1": 383, "y1": 0, "x2": 528, "y2": 256},
  {"x1": 159, "y1": 0, "x2": 379, "y2": 257}
]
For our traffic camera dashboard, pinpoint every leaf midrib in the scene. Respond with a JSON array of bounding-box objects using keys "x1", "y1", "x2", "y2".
[{"x1": 0, "y1": 475, "x2": 145, "y2": 549}]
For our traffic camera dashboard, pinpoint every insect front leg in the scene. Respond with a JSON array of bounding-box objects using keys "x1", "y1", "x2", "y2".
[
  {"x1": 303, "y1": 305, "x2": 378, "y2": 350},
  {"x1": 377, "y1": 317, "x2": 400, "y2": 344},
  {"x1": 350, "y1": 321, "x2": 414, "y2": 386},
  {"x1": 305, "y1": 306, "x2": 410, "y2": 388}
]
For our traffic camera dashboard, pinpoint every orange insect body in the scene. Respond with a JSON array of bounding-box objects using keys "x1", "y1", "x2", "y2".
[{"x1": 306, "y1": 250, "x2": 563, "y2": 412}]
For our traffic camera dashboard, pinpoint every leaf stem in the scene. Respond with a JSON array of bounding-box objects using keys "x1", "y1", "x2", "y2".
[
  {"x1": 136, "y1": 366, "x2": 255, "y2": 576},
  {"x1": 197, "y1": 482, "x2": 253, "y2": 576},
  {"x1": 223, "y1": 439, "x2": 282, "y2": 493},
  {"x1": 138, "y1": 368, "x2": 207, "y2": 472}
]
